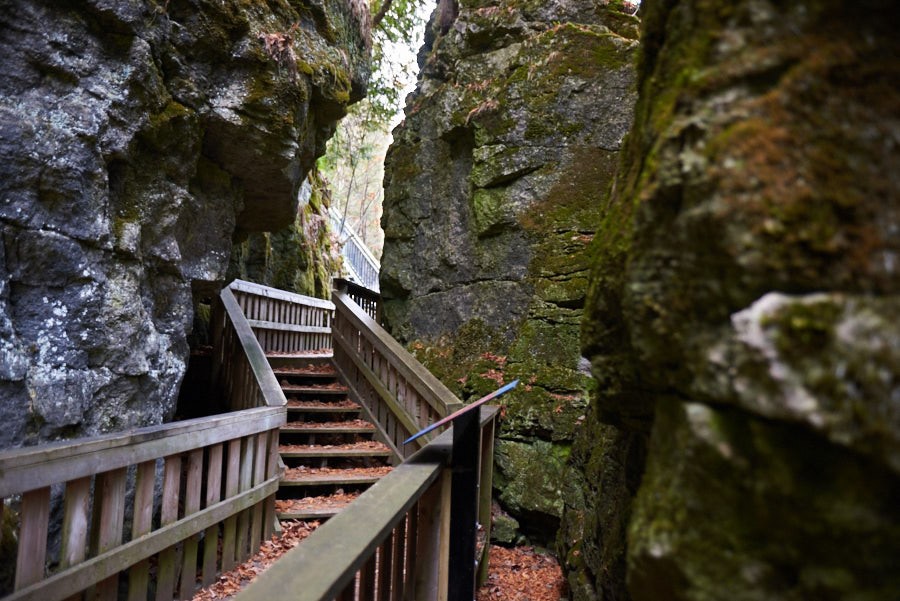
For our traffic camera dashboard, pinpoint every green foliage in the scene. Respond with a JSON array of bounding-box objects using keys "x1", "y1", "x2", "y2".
[
  {"x1": 319, "y1": 0, "x2": 428, "y2": 256},
  {"x1": 367, "y1": 0, "x2": 424, "y2": 118}
]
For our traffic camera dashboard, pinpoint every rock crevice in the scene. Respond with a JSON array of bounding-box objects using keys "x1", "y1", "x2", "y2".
[{"x1": 0, "y1": 0, "x2": 369, "y2": 447}]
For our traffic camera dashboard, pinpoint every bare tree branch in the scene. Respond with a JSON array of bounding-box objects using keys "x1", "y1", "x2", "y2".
[{"x1": 372, "y1": 0, "x2": 394, "y2": 28}]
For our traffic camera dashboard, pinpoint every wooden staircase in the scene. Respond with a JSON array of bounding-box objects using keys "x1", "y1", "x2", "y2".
[{"x1": 269, "y1": 355, "x2": 397, "y2": 521}]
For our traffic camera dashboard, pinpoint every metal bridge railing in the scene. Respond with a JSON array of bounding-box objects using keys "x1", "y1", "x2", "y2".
[{"x1": 328, "y1": 208, "x2": 380, "y2": 292}]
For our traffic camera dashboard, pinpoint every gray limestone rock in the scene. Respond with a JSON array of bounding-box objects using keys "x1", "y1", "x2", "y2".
[{"x1": 0, "y1": 0, "x2": 368, "y2": 448}]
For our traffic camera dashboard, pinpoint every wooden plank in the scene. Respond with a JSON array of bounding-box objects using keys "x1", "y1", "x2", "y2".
[
  {"x1": 228, "y1": 279, "x2": 335, "y2": 310},
  {"x1": 0, "y1": 406, "x2": 285, "y2": 497},
  {"x1": 180, "y1": 449, "x2": 204, "y2": 600},
  {"x1": 6, "y1": 477, "x2": 279, "y2": 601},
  {"x1": 403, "y1": 508, "x2": 418, "y2": 601},
  {"x1": 128, "y1": 461, "x2": 156, "y2": 601},
  {"x1": 333, "y1": 293, "x2": 462, "y2": 418},
  {"x1": 250, "y1": 434, "x2": 268, "y2": 550},
  {"x1": 61, "y1": 477, "x2": 91, "y2": 569},
  {"x1": 202, "y1": 444, "x2": 224, "y2": 587},
  {"x1": 96, "y1": 468, "x2": 127, "y2": 601},
  {"x1": 222, "y1": 438, "x2": 242, "y2": 572},
  {"x1": 232, "y1": 429, "x2": 452, "y2": 601},
  {"x1": 15, "y1": 487, "x2": 50, "y2": 590},
  {"x1": 263, "y1": 432, "x2": 279, "y2": 540},
  {"x1": 359, "y1": 552, "x2": 376, "y2": 599},
  {"x1": 219, "y1": 288, "x2": 288, "y2": 409},
  {"x1": 413, "y1": 471, "x2": 450, "y2": 601},
  {"x1": 378, "y1": 535, "x2": 393, "y2": 601},
  {"x1": 236, "y1": 437, "x2": 255, "y2": 562},
  {"x1": 391, "y1": 519, "x2": 406, "y2": 601},
  {"x1": 156, "y1": 455, "x2": 182, "y2": 601}
]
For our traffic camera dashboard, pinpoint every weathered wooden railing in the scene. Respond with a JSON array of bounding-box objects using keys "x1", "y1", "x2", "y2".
[
  {"x1": 0, "y1": 407, "x2": 284, "y2": 601},
  {"x1": 236, "y1": 405, "x2": 499, "y2": 601},
  {"x1": 228, "y1": 279, "x2": 334, "y2": 355},
  {"x1": 0, "y1": 280, "x2": 290, "y2": 601},
  {"x1": 331, "y1": 281, "x2": 463, "y2": 460},
  {"x1": 334, "y1": 277, "x2": 381, "y2": 322},
  {"x1": 211, "y1": 283, "x2": 291, "y2": 411}
]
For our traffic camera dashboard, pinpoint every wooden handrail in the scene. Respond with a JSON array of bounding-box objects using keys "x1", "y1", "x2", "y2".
[
  {"x1": 235, "y1": 407, "x2": 499, "y2": 601},
  {"x1": 0, "y1": 279, "x2": 305, "y2": 601},
  {"x1": 229, "y1": 279, "x2": 336, "y2": 309},
  {"x1": 0, "y1": 407, "x2": 283, "y2": 497},
  {"x1": 333, "y1": 291, "x2": 463, "y2": 419},
  {"x1": 219, "y1": 287, "x2": 287, "y2": 408},
  {"x1": 0, "y1": 406, "x2": 285, "y2": 601},
  {"x1": 227, "y1": 280, "x2": 334, "y2": 355}
]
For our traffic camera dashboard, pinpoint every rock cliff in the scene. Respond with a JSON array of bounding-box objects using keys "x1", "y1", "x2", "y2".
[
  {"x1": 571, "y1": 0, "x2": 900, "y2": 599},
  {"x1": 0, "y1": 0, "x2": 368, "y2": 448},
  {"x1": 229, "y1": 169, "x2": 340, "y2": 300},
  {"x1": 380, "y1": 0, "x2": 638, "y2": 542}
]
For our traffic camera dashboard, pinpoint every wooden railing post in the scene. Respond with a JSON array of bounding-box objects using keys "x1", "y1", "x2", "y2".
[
  {"x1": 448, "y1": 409, "x2": 481, "y2": 601},
  {"x1": 413, "y1": 470, "x2": 451, "y2": 601},
  {"x1": 477, "y1": 416, "x2": 496, "y2": 586}
]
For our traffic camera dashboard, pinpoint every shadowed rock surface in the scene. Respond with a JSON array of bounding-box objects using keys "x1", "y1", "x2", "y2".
[
  {"x1": 571, "y1": 0, "x2": 900, "y2": 599},
  {"x1": 0, "y1": 0, "x2": 368, "y2": 448},
  {"x1": 380, "y1": 0, "x2": 639, "y2": 544}
]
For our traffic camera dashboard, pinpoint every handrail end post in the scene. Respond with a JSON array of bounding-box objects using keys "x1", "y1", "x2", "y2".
[{"x1": 448, "y1": 407, "x2": 481, "y2": 601}]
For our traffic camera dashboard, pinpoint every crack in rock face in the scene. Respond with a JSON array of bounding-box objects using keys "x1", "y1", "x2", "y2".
[{"x1": 0, "y1": 0, "x2": 369, "y2": 448}]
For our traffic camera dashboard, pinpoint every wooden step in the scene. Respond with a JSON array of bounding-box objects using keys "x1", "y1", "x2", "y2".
[
  {"x1": 274, "y1": 370, "x2": 336, "y2": 380},
  {"x1": 279, "y1": 442, "x2": 392, "y2": 459},
  {"x1": 286, "y1": 404, "x2": 361, "y2": 414},
  {"x1": 266, "y1": 351, "x2": 334, "y2": 361},
  {"x1": 276, "y1": 505, "x2": 342, "y2": 520},
  {"x1": 273, "y1": 365, "x2": 337, "y2": 378},
  {"x1": 280, "y1": 470, "x2": 390, "y2": 487},
  {"x1": 280, "y1": 420, "x2": 375, "y2": 435},
  {"x1": 275, "y1": 493, "x2": 360, "y2": 520},
  {"x1": 281, "y1": 385, "x2": 348, "y2": 395}
]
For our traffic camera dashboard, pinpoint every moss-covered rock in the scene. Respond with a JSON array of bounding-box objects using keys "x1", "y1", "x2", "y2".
[
  {"x1": 381, "y1": 0, "x2": 639, "y2": 546},
  {"x1": 576, "y1": 0, "x2": 900, "y2": 599},
  {"x1": 229, "y1": 169, "x2": 340, "y2": 299},
  {"x1": 0, "y1": 0, "x2": 369, "y2": 446}
]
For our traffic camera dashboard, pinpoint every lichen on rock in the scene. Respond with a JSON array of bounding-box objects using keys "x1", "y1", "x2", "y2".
[
  {"x1": 574, "y1": 0, "x2": 900, "y2": 599},
  {"x1": 0, "y1": 0, "x2": 369, "y2": 447},
  {"x1": 380, "y1": 0, "x2": 639, "y2": 546}
]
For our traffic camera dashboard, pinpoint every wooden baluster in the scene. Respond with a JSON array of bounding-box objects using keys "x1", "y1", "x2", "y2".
[
  {"x1": 390, "y1": 519, "x2": 406, "y2": 601},
  {"x1": 250, "y1": 433, "x2": 268, "y2": 550},
  {"x1": 413, "y1": 471, "x2": 450, "y2": 600},
  {"x1": 61, "y1": 476, "x2": 91, "y2": 570},
  {"x1": 15, "y1": 486, "x2": 50, "y2": 590},
  {"x1": 236, "y1": 436, "x2": 255, "y2": 563},
  {"x1": 222, "y1": 438, "x2": 241, "y2": 571},
  {"x1": 477, "y1": 417, "x2": 497, "y2": 586},
  {"x1": 336, "y1": 575, "x2": 356, "y2": 601},
  {"x1": 264, "y1": 431, "x2": 280, "y2": 540},
  {"x1": 156, "y1": 455, "x2": 182, "y2": 601},
  {"x1": 202, "y1": 444, "x2": 224, "y2": 586},
  {"x1": 127, "y1": 462, "x2": 156, "y2": 601},
  {"x1": 180, "y1": 449, "x2": 204, "y2": 600},
  {"x1": 378, "y1": 535, "x2": 393, "y2": 601},
  {"x1": 359, "y1": 552, "x2": 376, "y2": 601},
  {"x1": 96, "y1": 467, "x2": 127, "y2": 601},
  {"x1": 403, "y1": 508, "x2": 418, "y2": 601}
]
